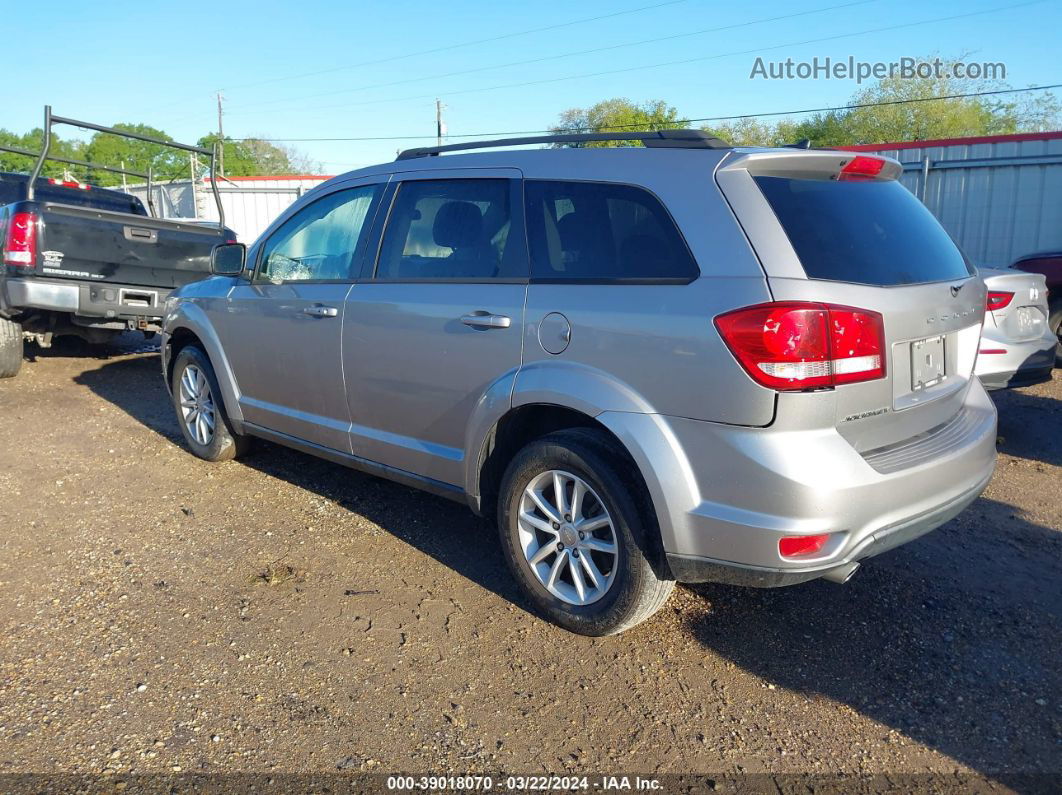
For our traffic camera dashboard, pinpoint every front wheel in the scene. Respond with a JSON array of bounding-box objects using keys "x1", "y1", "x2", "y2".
[
  {"x1": 171, "y1": 345, "x2": 249, "y2": 462},
  {"x1": 0, "y1": 317, "x2": 23, "y2": 379},
  {"x1": 497, "y1": 429, "x2": 674, "y2": 636}
]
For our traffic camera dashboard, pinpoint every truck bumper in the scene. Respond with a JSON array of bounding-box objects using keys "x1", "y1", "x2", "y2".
[{"x1": 2, "y1": 276, "x2": 171, "y2": 322}]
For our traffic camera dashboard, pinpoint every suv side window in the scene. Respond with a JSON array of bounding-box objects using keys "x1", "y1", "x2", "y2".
[
  {"x1": 375, "y1": 179, "x2": 521, "y2": 280},
  {"x1": 258, "y1": 184, "x2": 381, "y2": 282},
  {"x1": 525, "y1": 180, "x2": 698, "y2": 282}
]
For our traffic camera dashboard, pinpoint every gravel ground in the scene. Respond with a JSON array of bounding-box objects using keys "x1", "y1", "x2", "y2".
[{"x1": 0, "y1": 337, "x2": 1058, "y2": 792}]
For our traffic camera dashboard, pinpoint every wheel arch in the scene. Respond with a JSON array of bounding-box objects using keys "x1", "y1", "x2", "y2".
[{"x1": 163, "y1": 303, "x2": 244, "y2": 427}]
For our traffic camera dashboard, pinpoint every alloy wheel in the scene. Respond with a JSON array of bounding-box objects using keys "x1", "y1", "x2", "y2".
[
  {"x1": 517, "y1": 469, "x2": 619, "y2": 606},
  {"x1": 178, "y1": 364, "x2": 216, "y2": 446}
]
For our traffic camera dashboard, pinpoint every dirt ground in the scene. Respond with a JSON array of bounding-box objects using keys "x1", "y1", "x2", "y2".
[{"x1": 0, "y1": 337, "x2": 1059, "y2": 792}]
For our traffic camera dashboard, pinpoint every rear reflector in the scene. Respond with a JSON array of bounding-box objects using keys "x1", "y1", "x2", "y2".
[
  {"x1": 986, "y1": 291, "x2": 1014, "y2": 311},
  {"x1": 839, "y1": 155, "x2": 885, "y2": 181},
  {"x1": 979, "y1": 348, "x2": 1007, "y2": 355},
  {"x1": 3, "y1": 210, "x2": 38, "y2": 267},
  {"x1": 779, "y1": 534, "x2": 830, "y2": 558},
  {"x1": 714, "y1": 302, "x2": 886, "y2": 390}
]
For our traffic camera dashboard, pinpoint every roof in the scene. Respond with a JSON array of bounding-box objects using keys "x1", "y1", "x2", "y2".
[{"x1": 838, "y1": 130, "x2": 1062, "y2": 152}]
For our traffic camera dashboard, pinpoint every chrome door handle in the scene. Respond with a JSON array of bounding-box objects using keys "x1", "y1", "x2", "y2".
[
  {"x1": 461, "y1": 313, "x2": 511, "y2": 329},
  {"x1": 302, "y1": 305, "x2": 338, "y2": 318}
]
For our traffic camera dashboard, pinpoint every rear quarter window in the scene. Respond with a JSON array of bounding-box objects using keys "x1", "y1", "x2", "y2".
[
  {"x1": 525, "y1": 180, "x2": 698, "y2": 282},
  {"x1": 755, "y1": 176, "x2": 973, "y2": 286}
]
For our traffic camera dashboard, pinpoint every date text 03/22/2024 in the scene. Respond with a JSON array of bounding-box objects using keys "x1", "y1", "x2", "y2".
[{"x1": 385, "y1": 775, "x2": 663, "y2": 791}]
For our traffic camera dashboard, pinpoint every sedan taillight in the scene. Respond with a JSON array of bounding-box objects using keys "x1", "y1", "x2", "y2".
[
  {"x1": 715, "y1": 302, "x2": 886, "y2": 391},
  {"x1": 986, "y1": 291, "x2": 1014, "y2": 311}
]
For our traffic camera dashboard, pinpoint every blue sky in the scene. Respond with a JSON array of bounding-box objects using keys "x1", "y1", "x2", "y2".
[{"x1": 5, "y1": 0, "x2": 1060, "y2": 173}]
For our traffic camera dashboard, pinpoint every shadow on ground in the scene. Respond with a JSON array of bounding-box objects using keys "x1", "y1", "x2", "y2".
[
  {"x1": 685, "y1": 499, "x2": 1062, "y2": 788},
  {"x1": 76, "y1": 353, "x2": 1062, "y2": 787},
  {"x1": 73, "y1": 351, "x2": 525, "y2": 613},
  {"x1": 991, "y1": 383, "x2": 1062, "y2": 468}
]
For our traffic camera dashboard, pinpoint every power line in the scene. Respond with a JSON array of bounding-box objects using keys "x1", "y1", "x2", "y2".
[
  {"x1": 144, "y1": 0, "x2": 691, "y2": 117},
  {"x1": 231, "y1": 84, "x2": 1062, "y2": 143},
  {"x1": 225, "y1": 0, "x2": 874, "y2": 114},
  {"x1": 225, "y1": 0, "x2": 1047, "y2": 119}
]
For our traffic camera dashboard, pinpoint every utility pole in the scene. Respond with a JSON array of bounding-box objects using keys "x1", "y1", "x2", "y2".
[
  {"x1": 436, "y1": 98, "x2": 447, "y2": 147},
  {"x1": 216, "y1": 91, "x2": 225, "y2": 177}
]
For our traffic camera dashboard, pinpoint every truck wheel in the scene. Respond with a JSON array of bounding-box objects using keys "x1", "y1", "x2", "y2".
[
  {"x1": 497, "y1": 428, "x2": 675, "y2": 636},
  {"x1": 0, "y1": 318, "x2": 23, "y2": 379},
  {"x1": 171, "y1": 345, "x2": 249, "y2": 462}
]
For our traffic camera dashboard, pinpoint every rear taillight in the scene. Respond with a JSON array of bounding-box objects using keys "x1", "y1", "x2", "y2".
[
  {"x1": 986, "y1": 291, "x2": 1014, "y2": 311},
  {"x1": 48, "y1": 178, "x2": 89, "y2": 190},
  {"x1": 779, "y1": 533, "x2": 830, "y2": 558},
  {"x1": 3, "y1": 211, "x2": 38, "y2": 267},
  {"x1": 839, "y1": 155, "x2": 885, "y2": 181},
  {"x1": 715, "y1": 302, "x2": 886, "y2": 391}
]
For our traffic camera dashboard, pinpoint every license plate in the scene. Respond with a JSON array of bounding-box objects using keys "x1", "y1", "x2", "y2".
[{"x1": 911, "y1": 336, "x2": 945, "y2": 391}]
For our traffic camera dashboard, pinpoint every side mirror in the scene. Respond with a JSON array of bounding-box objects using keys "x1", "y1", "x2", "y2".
[{"x1": 211, "y1": 242, "x2": 247, "y2": 276}]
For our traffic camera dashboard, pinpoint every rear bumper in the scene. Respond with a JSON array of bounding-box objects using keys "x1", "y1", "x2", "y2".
[
  {"x1": 975, "y1": 323, "x2": 1057, "y2": 390},
  {"x1": 1, "y1": 276, "x2": 171, "y2": 321},
  {"x1": 667, "y1": 470, "x2": 990, "y2": 586},
  {"x1": 600, "y1": 379, "x2": 997, "y2": 587}
]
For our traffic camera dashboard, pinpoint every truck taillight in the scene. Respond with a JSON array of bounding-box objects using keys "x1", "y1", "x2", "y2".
[
  {"x1": 715, "y1": 302, "x2": 886, "y2": 391},
  {"x1": 986, "y1": 291, "x2": 1013, "y2": 311},
  {"x1": 3, "y1": 211, "x2": 38, "y2": 267},
  {"x1": 48, "y1": 178, "x2": 89, "y2": 190}
]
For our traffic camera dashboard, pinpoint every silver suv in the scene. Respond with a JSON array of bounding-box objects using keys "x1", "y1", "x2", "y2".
[{"x1": 161, "y1": 130, "x2": 997, "y2": 636}]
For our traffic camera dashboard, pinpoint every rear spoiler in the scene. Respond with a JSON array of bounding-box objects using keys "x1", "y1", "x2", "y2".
[{"x1": 1, "y1": 105, "x2": 225, "y2": 231}]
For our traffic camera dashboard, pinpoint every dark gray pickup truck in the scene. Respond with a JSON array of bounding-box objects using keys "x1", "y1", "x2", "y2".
[{"x1": 0, "y1": 107, "x2": 230, "y2": 379}]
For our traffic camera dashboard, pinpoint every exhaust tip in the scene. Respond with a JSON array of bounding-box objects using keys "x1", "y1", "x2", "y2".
[{"x1": 822, "y1": 561, "x2": 859, "y2": 584}]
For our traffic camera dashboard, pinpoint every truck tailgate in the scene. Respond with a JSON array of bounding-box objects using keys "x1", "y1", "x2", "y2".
[{"x1": 37, "y1": 202, "x2": 225, "y2": 289}]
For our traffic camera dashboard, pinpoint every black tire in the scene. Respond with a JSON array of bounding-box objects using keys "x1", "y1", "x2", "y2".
[
  {"x1": 497, "y1": 428, "x2": 674, "y2": 636},
  {"x1": 170, "y1": 345, "x2": 249, "y2": 462},
  {"x1": 0, "y1": 317, "x2": 23, "y2": 379}
]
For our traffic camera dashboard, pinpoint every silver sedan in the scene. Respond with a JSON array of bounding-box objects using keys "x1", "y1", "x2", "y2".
[{"x1": 975, "y1": 267, "x2": 1057, "y2": 389}]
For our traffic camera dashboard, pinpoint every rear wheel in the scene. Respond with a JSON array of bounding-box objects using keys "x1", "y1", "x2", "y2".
[
  {"x1": 0, "y1": 318, "x2": 23, "y2": 379},
  {"x1": 171, "y1": 345, "x2": 249, "y2": 462},
  {"x1": 497, "y1": 429, "x2": 674, "y2": 636}
]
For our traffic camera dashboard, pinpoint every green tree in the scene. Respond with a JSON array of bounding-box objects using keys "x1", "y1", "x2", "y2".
[
  {"x1": 549, "y1": 98, "x2": 684, "y2": 146},
  {"x1": 0, "y1": 128, "x2": 88, "y2": 180},
  {"x1": 82, "y1": 123, "x2": 186, "y2": 186},
  {"x1": 735, "y1": 69, "x2": 1062, "y2": 148},
  {"x1": 196, "y1": 134, "x2": 320, "y2": 177}
]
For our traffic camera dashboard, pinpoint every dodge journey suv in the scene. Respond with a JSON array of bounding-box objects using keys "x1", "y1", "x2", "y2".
[{"x1": 161, "y1": 130, "x2": 997, "y2": 635}]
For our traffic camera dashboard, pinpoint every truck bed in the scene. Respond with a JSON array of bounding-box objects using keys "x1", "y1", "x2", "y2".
[{"x1": 34, "y1": 200, "x2": 228, "y2": 290}]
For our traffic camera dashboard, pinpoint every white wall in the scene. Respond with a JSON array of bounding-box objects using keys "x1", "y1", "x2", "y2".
[{"x1": 121, "y1": 176, "x2": 331, "y2": 242}]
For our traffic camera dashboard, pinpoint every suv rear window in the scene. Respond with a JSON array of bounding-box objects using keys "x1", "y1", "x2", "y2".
[
  {"x1": 525, "y1": 180, "x2": 698, "y2": 282},
  {"x1": 754, "y1": 176, "x2": 973, "y2": 286}
]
